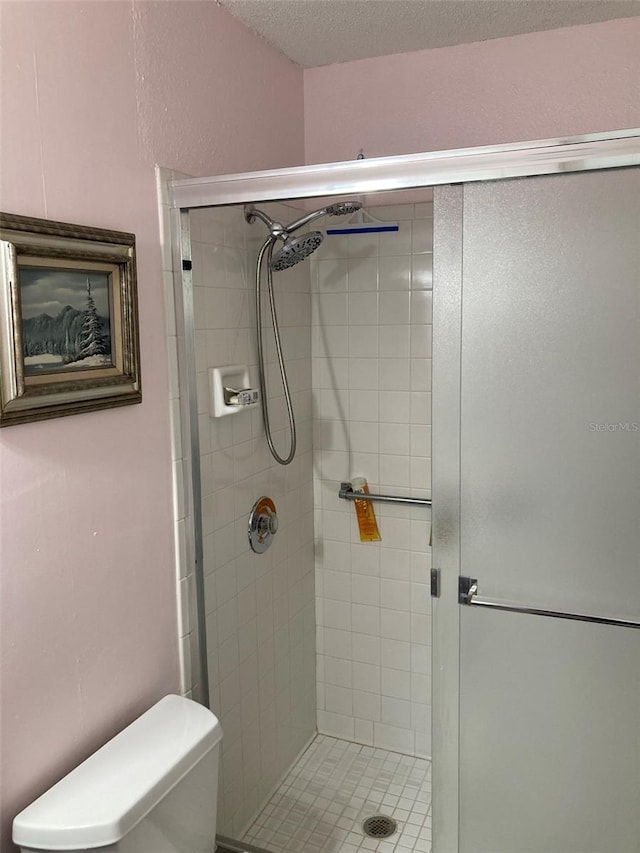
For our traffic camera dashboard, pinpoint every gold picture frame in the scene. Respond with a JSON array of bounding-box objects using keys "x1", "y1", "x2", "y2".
[{"x1": 0, "y1": 212, "x2": 141, "y2": 426}]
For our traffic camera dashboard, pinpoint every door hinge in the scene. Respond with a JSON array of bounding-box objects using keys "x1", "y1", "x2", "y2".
[{"x1": 430, "y1": 568, "x2": 441, "y2": 598}]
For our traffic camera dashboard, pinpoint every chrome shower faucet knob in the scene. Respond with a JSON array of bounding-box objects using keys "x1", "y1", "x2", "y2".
[{"x1": 248, "y1": 496, "x2": 278, "y2": 554}]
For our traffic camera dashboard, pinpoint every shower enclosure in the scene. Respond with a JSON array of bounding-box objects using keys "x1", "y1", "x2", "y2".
[
  {"x1": 172, "y1": 195, "x2": 436, "y2": 847},
  {"x1": 164, "y1": 130, "x2": 640, "y2": 853}
]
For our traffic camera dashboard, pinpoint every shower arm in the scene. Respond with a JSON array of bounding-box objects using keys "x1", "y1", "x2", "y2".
[
  {"x1": 247, "y1": 202, "x2": 361, "y2": 237},
  {"x1": 282, "y1": 208, "x2": 328, "y2": 234},
  {"x1": 244, "y1": 207, "x2": 287, "y2": 241},
  {"x1": 246, "y1": 205, "x2": 322, "y2": 236}
]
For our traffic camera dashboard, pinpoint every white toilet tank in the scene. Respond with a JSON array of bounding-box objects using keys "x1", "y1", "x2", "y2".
[{"x1": 13, "y1": 695, "x2": 223, "y2": 853}]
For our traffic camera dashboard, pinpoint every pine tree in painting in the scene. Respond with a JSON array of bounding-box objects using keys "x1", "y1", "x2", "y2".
[{"x1": 77, "y1": 278, "x2": 106, "y2": 358}]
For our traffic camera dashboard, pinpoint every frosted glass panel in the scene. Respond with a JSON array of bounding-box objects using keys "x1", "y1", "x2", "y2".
[
  {"x1": 458, "y1": 169, "x2": 640, "y2": 852},
  {"x1": 460, "y1": 609, "x2": 640, "y2": 853},
  {"x1": 460, "y1": 169, "x2": 640, "y2": 618}
]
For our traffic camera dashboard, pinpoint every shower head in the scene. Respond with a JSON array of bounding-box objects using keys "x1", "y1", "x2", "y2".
[
  {"x1": 271, "y1": 231, "x2": 323, "y2": 271},
  {"x1": 325, "y1": 201, "x2": 362, "y2": 216}
]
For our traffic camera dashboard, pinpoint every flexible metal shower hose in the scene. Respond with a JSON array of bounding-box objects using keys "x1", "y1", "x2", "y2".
[{"x1": 255, "y1": 237, "x2": 297, "y2": 465}]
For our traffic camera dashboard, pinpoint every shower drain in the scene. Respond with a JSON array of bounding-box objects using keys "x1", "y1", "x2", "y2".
[{"x1": 362, "y1": 815, "x2": 398, "y2": 839}]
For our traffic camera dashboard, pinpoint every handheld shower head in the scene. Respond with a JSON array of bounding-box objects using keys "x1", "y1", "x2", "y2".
[
  {"x1": 270, "y1": 231, "x2": 323, "y2": 271},
  {"x1": 246, "y1": 200, "x2": 361, "y2": 468}
]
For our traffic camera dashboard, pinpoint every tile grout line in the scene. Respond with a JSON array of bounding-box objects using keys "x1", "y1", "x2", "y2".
[{"x1": 243, "y1": 734, "x2": 431, "y2": 853}]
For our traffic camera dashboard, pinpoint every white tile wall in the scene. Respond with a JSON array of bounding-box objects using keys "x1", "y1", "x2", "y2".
[
  {"x1": 191, "y1": 203, "x2": 317, "y2": 835},
  {"x1": 312, "y1": 203, "x2": 433, "y2": 759}
]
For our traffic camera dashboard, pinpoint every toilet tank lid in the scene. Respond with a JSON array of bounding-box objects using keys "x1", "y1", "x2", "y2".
[{"x1": 13, "y1": 695, "x2": 223, "y2": 850}]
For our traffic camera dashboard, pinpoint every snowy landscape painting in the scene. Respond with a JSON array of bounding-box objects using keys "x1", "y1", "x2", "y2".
[
  {"x1": 1, "y1": 211, "x2": 141, "y2": 427},
  {"x1": 20, "y1": 266, "x2": 113, "y2": 375}
]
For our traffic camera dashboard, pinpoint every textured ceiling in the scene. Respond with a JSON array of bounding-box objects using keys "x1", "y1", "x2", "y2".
[{"x1": 219, "y1": 0, "x2": 640, "y2": 67}]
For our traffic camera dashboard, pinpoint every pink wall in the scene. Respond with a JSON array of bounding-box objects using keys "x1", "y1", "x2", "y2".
[
  {"x1": 305, "y1": 17, "x2": 640, "y2": 163},
  {"x1": 0, "y1": 2, "x2": 303, "y2": 848},
  {"x1": 1, "y1": 1, "x2": 637, "y2": 847}
]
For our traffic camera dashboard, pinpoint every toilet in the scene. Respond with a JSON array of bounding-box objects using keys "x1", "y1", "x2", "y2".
[{"x1": 13, "y1": 695, "x2": 223, "y2": 853}]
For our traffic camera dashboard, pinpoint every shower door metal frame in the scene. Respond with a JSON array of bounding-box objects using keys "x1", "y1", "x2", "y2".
[
  {"x1": 168, "y1": 129, "x2": 640, "y2": 853},
  {"x1": 171, "y1": 129, "x2": 639, "y2": 210}
]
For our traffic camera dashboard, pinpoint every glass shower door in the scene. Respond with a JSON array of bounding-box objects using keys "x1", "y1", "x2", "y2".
[{"x1": 433, "y1": 168, "x2": 640, "y2": 852}]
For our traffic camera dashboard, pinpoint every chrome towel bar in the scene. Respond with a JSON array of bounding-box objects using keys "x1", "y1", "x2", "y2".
[
  {"x1": 458, "y1": 577, "x2": 640, "y2": 629},
  {"x1": 339, "y1": 482, "x2": 432, "y2": 507}
]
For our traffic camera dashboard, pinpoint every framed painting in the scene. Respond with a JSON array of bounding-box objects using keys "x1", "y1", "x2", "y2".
[{"x1": 0, "y1": 212, "x2": 141, "y2": 426}]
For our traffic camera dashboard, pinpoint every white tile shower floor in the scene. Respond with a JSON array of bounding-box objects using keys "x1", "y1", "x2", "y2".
[{"x1": 243, "y1": 735, "x2": 432, "y2": 853}]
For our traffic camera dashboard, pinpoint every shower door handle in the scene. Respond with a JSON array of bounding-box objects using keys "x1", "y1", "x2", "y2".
[{"x1": 458, "y1": 576, "x2": 640, "y2": 629}]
